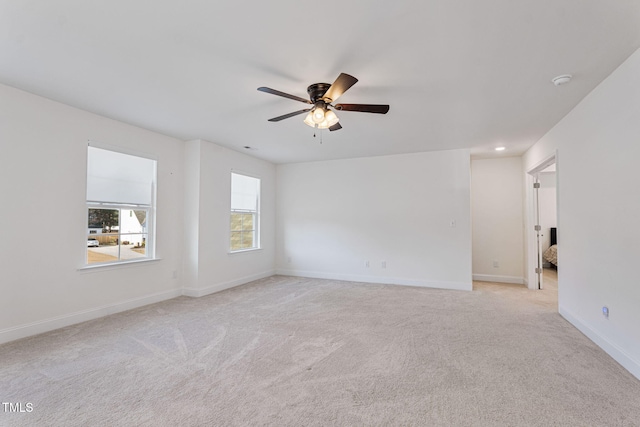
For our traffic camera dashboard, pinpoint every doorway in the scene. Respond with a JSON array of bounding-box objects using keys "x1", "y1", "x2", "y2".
[{"x1": 526, "y1": 154, "x2": 558, "y2": 291}]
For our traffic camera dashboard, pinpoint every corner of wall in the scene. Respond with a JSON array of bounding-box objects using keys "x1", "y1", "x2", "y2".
[{"x1": 182, "y1": 140, "x2": 202, "y2": 290}]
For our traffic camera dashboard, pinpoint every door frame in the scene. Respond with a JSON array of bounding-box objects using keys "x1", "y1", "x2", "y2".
[{"x1": 525, "y1": 152, "x2": 557, "y2": 290}]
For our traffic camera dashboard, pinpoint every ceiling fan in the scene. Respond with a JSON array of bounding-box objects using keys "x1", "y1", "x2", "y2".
[{"x1": 257, "y1": 73, "x2": 389, "y2": 131}]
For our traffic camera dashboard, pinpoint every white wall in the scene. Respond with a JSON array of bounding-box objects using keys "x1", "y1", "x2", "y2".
[
  {"x1": 523, "y1": 48, "x2": 640, "y2": 380},
  {"x1": 0, "y1": 84, "x2": 185, "y2": 343},
  {"x1": 471, "y1": 157, "x2": 524, "y2": 284},
  {"x1": 276, "y1": 149, "x2": 472, "y2": 291},
  {"x1": 182, "y1": 140, "x2": 276, "y2": 297}
]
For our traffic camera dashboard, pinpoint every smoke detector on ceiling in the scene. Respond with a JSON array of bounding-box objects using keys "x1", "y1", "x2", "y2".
[{"x1": 552, "y1": 74, "x2": 572, "y2": 86}]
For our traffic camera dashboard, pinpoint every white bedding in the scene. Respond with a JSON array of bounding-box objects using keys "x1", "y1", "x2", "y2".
[{"x1": 543, "y1": 244, "x2": 558, "y2": 266}]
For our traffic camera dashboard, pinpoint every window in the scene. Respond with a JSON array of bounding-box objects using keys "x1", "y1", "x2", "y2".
[
  {"x1": 230, "y1": 172, "x2": 260, "y2": 252},
  {"x1": 86, "y1": 146, "x2": 156, "y2": 265}
]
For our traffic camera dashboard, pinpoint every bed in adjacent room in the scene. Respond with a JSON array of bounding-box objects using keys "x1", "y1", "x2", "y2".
[{"x1": 543, "y1": 227, "x2": 558, "y2": 267}]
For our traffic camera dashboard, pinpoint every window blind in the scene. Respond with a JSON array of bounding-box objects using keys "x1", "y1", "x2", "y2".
[
  {"x1": 87, "y1": 146, "x2": 156, "y2": 205},
  {"x1": 231, "y1": 173, "x2": 259, "y2": 211}
]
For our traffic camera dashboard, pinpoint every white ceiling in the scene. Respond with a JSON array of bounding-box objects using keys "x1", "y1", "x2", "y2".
[{"x1": 2, "y1": 1, "x2": 639, "y2": 164}]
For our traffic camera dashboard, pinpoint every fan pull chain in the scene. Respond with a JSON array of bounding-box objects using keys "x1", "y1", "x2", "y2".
[{"x1": 312, "y1": 127, "x2": 322, "y2": 143}]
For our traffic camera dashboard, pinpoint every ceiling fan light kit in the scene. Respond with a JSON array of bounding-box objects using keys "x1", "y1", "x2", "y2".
[
  {"x1": 258, "y1": 73, "x2": 389, "y2": 132},
  {"x1": 304, "y1": 104, "x2": 339, "y2": 129}
]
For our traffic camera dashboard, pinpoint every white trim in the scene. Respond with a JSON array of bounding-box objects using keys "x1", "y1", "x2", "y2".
[
  {"x1": 228, "y1": 247, "x2": 263, "y2": 255},
  {"x1": 181, "y1": 270, "x2": 276, "y2": 297},
  {"x1": 472, "y1": 274, "x2": 525, "y2": 285},
  {"x1": 229, "y1": 172, "x2": 261, "y2": 253},
  {"x1": 276, "y1": 269, "x2": 472, "y2": 291},
  {"x1": 87, "y1": 201, "x2": 150, "y2": 208},
  {"x1": 85, "y1": 145, "x2": 158, "y2": 264},
  {"x1": 78, "y1": 257, "x2": 162, "y2": 272},
  {"x1": 525, "y1": 151, "x2": 558, "y2": 290},
  {"x1": 528, "y1": 153, "x2": 557, "y2": 175},
  {"x1": 0, "y1": 289, "x2": 181, "y2": 345},
  {"x1": 560, "y1": 306, "x2": 640, "y2": 381},
  {"x1": 230, "y1": 168, "x2": 262, "y2": 181},
  {"x1": 525, "y1": 172, "x2": 538, "y2": 290},
  {"x1": 87, "y1": 139, "x2": 158, "y2": 161}
]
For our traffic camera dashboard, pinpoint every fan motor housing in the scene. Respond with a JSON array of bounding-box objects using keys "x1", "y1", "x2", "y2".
[{"x1": 307, "y1": 83, "x2": 331, "y2": 103}]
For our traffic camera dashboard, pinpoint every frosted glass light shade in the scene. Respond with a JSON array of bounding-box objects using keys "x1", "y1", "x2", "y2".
[
  {"x1": 303, "y1": 112, "x2": 315, "y2": 127},
  {"x1": 312, "y1": 107, "x2": 325, "y2": 124},
  {"x1": 324, "y1": 110, "x2": 339, "y2": 126}
]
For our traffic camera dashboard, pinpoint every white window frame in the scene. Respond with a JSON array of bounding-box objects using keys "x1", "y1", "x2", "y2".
[
  {"x1": 229, "y1": 172, "x2": 261, "y2": 253},
  {"x1": 85, "y1": 144, "x2": 157, "y2": 266},
  {"x1": 86, "y1": 204, "x2": 154, "y2": 262}
]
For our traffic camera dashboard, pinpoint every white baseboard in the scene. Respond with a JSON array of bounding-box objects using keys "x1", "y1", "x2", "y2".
[
  {"x1": 276, "y1": 268, "x2": 472, "y2": 291},
  {"x1": 0, "y1": 268, "x2": 469, "y2": 345},
  {"x1": 473, "y1": 274, "x2": 525, "y2": 285},
  {"x1": 1, "y1": 269, "x2": 277, "y2": 345},
  {"x1": 560, "y1": 306, "x2": 640, "y2": 381},
  {"x1": 182, "y1": 270, "x2": 276, "y2": 298},
  {"x1": 0, "y1": 288, "x2": 182, "y2": 345}
]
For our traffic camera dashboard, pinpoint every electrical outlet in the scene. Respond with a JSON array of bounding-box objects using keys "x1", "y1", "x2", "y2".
[
  {"x1": 172, "y1": 270, "x2": 178, "y2": 279},
  {"x1": 287, "y1": 256, "x2": 292, "y2": 264},
  {"x1": 381, "y1": 261, "x2": 387, "y2": 269},
  {"x1": 365, "y1": 261, "x2": 370, "y2": 268},
  {"x1": 493, "y1": 260, "x2": 499, "y2": 268}
]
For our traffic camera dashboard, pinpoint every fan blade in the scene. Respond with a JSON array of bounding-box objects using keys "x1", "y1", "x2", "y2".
[
  {"x1": 334, "y1": 104, "x2": 390, "y2": 114},
  {"x1": 322, "y1": 73, "x2": 358, "y2": 103},
  {"x1": 267, "y1": 109, "x2": 311, "y2": 122},
  {"x1": 329, "y1": 122, "x2": 342, "y2": 132},
  {"x1": 258, "y1": 87, "x2": 312, "y2": 104}
]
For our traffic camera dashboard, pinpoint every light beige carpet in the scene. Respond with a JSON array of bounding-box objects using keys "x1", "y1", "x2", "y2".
[{"x1": 2, "y1": 274, "x2": 639, "y2": 426}]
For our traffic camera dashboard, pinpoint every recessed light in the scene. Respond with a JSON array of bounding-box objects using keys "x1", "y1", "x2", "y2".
[
  {"x1": 495, "y1": 146, "x2": 506, "y2": 151},
  {"x1": 552, "y1": 74, "x2": 572, "y2": 86},
  {"x1": 243, "y1": 146, "x2": 257, "y2": 150}
]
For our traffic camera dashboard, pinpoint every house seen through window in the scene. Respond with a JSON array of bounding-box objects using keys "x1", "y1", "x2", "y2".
[
  {"x1": 230, "y1": 172, "x2": 260, "y2": 252},
  {"x1": 86, "y1": 146, "x2": 156, "y2": 265}
]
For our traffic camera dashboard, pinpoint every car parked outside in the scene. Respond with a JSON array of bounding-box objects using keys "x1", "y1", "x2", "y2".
[{"x1": 87, "y1": 238, "x2": 100, "y2": 247}]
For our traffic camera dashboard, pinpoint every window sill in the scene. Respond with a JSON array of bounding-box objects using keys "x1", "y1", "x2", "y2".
[
  {"x1": 78, "y1": 258, "x2": 162, "y2": 273},
  {"x1": 228, "y1": 248, "x2": 262, "y2": 255}
]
